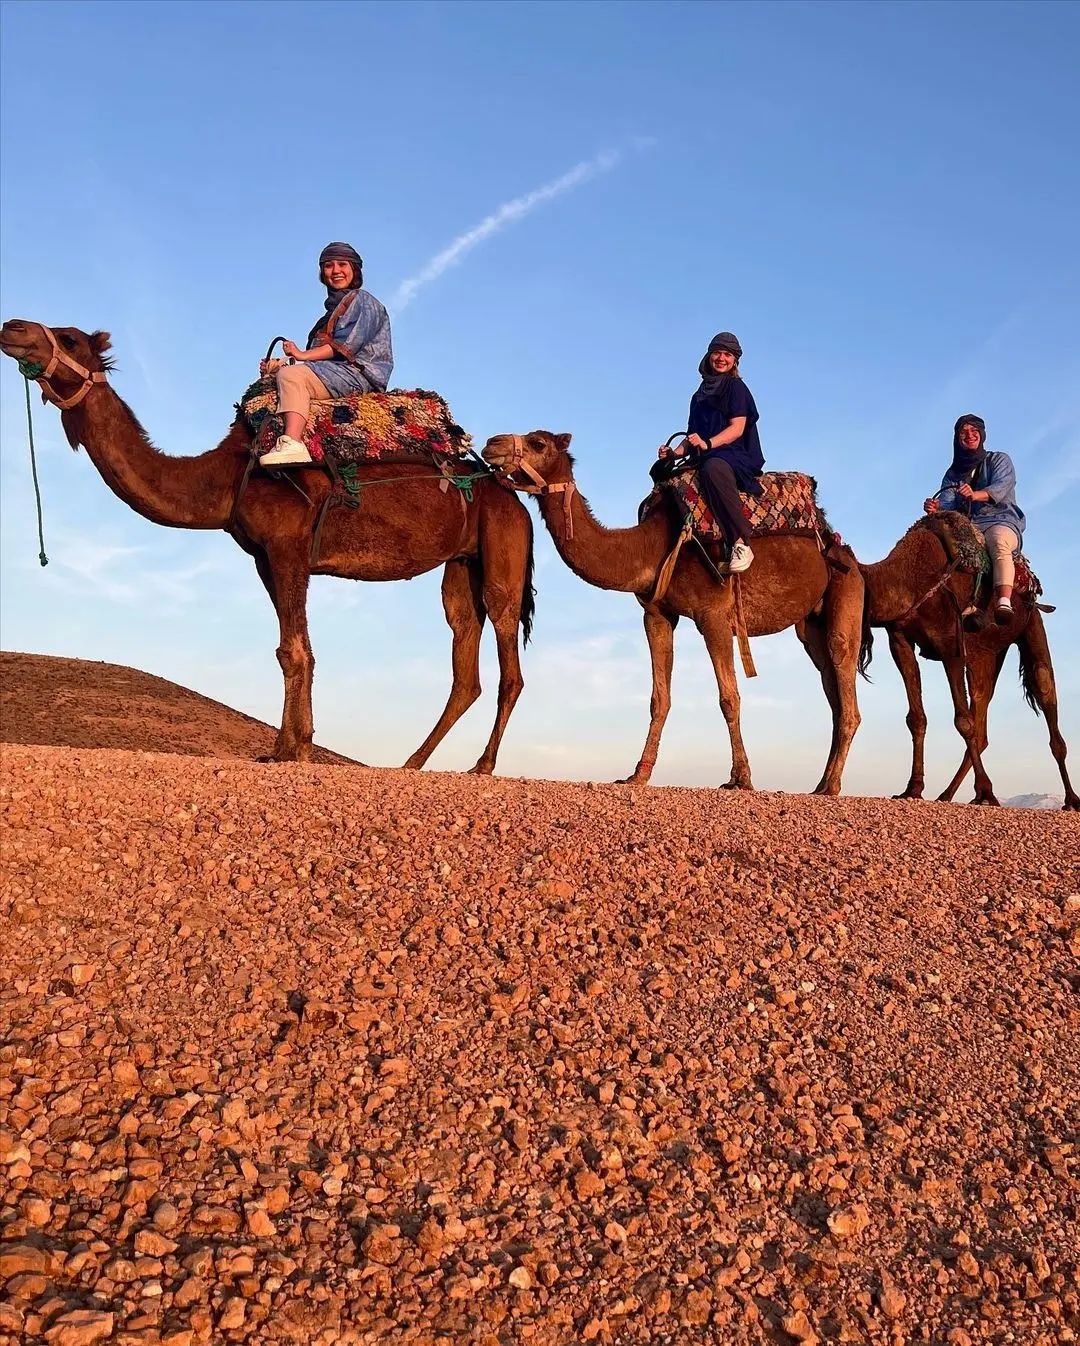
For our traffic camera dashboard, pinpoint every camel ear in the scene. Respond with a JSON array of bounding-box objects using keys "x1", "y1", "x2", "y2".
[
  {"x1": 89, "y1": 330, "x2": 112, "y2": 354},
  {"x1": 554, "y1": 433, "x2": 573, "y2": 452}
]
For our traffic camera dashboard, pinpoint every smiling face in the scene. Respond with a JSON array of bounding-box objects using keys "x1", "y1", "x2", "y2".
[
  {"x1": 958, "y1": 422, "x2": 983, "y2": 451},
  {"x1": 708, "y1": 348, "x2": 737, "y2": 375},
  {"x1": 321, "y1": 259, "x2": 356, "y2": 290}
]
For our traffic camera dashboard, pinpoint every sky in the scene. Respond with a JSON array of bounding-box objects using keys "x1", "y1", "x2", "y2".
[{"x1": 1, "y1": 0, "x2": 1078, "y2": 800}]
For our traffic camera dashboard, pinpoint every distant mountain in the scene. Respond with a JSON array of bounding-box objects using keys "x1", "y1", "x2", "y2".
[{"x1": 1004, "y1": 793, "x2": 1065, "y2": 810}]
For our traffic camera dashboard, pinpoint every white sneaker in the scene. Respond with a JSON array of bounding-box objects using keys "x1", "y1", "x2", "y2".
[
  {"x1": 728, "y1": 541, "x2": 754, "y2": 574},
  {"x1": 260, "y1": 435, "x2": 312, "y2": 467}
]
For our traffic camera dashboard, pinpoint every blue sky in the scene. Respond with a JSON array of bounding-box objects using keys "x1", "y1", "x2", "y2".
[{"x1": 1, "y1": 0, "x2": 1078, "y2": 798}]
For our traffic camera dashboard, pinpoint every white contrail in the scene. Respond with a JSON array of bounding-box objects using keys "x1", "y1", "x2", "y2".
[{"x1": 391, "y1": 148, "x2": 624, "y2": 312}]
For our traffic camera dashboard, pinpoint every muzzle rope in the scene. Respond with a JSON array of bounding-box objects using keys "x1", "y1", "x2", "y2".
[{"x1": 17, "y1": 361, "x2": 49, "y2": 566}]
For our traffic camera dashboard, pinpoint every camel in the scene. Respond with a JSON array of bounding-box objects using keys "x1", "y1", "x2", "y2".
[
  {"x1": 861, "y1": 516, "x2": 1076, "y2": 808},
  {"x1": 482, "y1": 431, "x2": 870, "y2": 794},
  {"x1": 0, "y1": 319, "x2": 535, "y2": 771}
]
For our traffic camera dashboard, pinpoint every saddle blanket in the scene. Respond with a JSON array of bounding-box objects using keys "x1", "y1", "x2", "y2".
[
  {"x1": 643, "y1": 469, "x2": 829, "y2": 543},
  {"x1": 238, "y1": 380, "x2": 472, "y2": 466},
  {"x1": 917, "y1": 511, "x2": 1042, "y2": 599}
]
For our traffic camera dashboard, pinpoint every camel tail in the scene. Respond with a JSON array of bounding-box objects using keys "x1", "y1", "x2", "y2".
[
  {"x1": 858, "y1": 581, "x2": 874, "y2": 680},
  {"x1": 521, "y1": 512, "x2": 537, "y2": 646},
  {"x1": 1017, "y1": 639, "x2": 1042, "y2": 717}
]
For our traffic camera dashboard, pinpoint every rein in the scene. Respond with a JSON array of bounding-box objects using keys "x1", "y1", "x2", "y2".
[
  {"x1": 892, "y1": 556, "x2": 963, "y2": 626},
  {"x1": 490, "y1": 435, "x2": 577, "y2": 539}
]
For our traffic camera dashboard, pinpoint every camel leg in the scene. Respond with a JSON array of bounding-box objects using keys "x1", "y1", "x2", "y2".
[
  {"x1": 404, "y1": 559, "x2": 486, "y2": 770},
  {"x1": 468, "y1": 573, "x2": 525, "y2": 776},
  {"x1": 698, "y1": 613, "x2": 753, "y2": 790},
  {"x1": 795, "y1": 608, "x2": 861, "y2": 797},
  {"x1": 619, "y1": 608, "x2": 679, "y2": 785},
  {"x1": 941, "y1": 654, "x2": 998, "y2": 805},
  {"x1": 1017, "y1": 612, "x2": 1080, "y2": 810},
  {"x1": 264, "y1": 551, "x2": 315, "y2": 763},
  {"x1": 937, "y1": 646, "x2": 1005, "y2": 802},
  {"x1": 884, "y1": 629, "x2": 929, "y2": 800}
]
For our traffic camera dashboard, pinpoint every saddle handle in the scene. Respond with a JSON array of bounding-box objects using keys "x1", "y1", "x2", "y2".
[{"x1": 659, "y1": 431, "x2": 692, "y2": 458}]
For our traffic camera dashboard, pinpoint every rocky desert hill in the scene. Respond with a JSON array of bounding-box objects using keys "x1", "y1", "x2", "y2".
[
  {"x1": 0, "y1": 652, "x2": 352, "y2": 764},
  {"x1": 1, "y1": 654, "x2": 1078, "y2": 1346}
]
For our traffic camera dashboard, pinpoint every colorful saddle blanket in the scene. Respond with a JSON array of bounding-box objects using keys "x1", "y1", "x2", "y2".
[
  {"x1": 916, "y1": 511, "x2": 1042, "y2": 599},
  {"x1": 643, "y1": 468, "x2": 829, "y2": 543},
  {"x1": 238, "y1": 380, "x2": 472, "y2": 466}
]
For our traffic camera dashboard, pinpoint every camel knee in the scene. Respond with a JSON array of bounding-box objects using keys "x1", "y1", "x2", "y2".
[
  {"x1": 277, "y1": 635, "x2": 313, "y2": 679},
  {"x1": 906, "y1": 709, "x2": 927, "y2": 736},
  {"x1": 953, "y1": 710, "x2": 975, "y2": 741}
]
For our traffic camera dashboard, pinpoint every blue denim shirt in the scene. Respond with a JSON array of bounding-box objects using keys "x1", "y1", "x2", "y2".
[
  {"x1": 306, "y1": 289, "x2": 393, "y2": 395},
  {"x1": 936, "y1": 450, "x2": 1025, "y2": 539}
]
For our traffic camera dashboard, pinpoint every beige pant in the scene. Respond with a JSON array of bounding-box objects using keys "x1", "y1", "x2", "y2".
[
  {"x1": 276, "y1": 363, "x2": 330, "y2": 419},
  {"x1": 981, "y1": 523, "x2": 1019, "y2": 589}
]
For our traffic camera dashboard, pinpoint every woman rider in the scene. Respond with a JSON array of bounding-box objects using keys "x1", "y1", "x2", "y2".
[
  {"x1": 672, "y1": 331, "x2": 764, "y2": 573},
  {"x1": 259, "y1": 241, "x2": 394, "y2": 467},
  {"x1": 924, "y1": 413, "x2": 1025, "y2": 624}
]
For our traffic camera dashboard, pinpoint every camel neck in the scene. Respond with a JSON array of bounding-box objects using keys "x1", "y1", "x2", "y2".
[
  {"x1": 863, "y1": 527, "x2": 951, "y2": 623},
  {"x1": 535, "y1": 467, "x2": 674, "y2": 594},
  {"x1": 62, "y1": 383, "x2": 247, "y2": 530}
]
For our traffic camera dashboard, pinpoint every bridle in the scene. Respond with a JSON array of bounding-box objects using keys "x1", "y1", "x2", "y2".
[
  {"x1": 20, "y1": 326, "x2": 108, "y2": 410},
  {"x1": 489, "y1": 435, "x2": 577, "y2": 538}
]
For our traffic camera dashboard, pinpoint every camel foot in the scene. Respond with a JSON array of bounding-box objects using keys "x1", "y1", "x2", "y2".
[
  {"x1": 812, "y1": 782, "x2": 841, "y2": 797},
  {"x1": 259, "y1": 742, "x2": 314, "y2": 764},
  {"x1": 721, "y1": 779, "x2": 753, "y2": 791},
  {"x1": 1062, "y1": 794, "x2": 1080, "y2": 811},
  {"x1": 468, "y1": 761, "x2": 495, "y2": 776},
  {"x1": 615, "y1": 774, "x2": 651, "y2": 786},
  {"x1": 970, "y1": 793, "x2": 1000, "y2": 807},
  {"x1": 893, "y1": 787, "x2": 925, "y2": 801},
  {"x1": 401, "y1": 755, "x2": 426, "y2": 771}
]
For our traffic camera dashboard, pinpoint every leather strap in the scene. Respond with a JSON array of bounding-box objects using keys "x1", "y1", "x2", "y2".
[{"x1": 34, "y1": 327, "x2": 108, "y2": 409}]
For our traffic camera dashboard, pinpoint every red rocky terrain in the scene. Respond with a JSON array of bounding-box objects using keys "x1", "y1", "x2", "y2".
[
  {"x1": 0, "y1": 653, "x2": 351, "y2": 765},
  {"x1": 0, "y1": 656, "x2": 1078, "y2": 1344}
]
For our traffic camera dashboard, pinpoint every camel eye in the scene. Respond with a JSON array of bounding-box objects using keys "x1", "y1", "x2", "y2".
[{"x1": 59, "y1": 334, "x2": 77, "y2": 349}]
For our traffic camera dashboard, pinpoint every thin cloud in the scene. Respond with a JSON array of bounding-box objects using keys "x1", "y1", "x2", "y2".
[{"x1": 392, "y1": 146, "x2": 636, "y2": 311}]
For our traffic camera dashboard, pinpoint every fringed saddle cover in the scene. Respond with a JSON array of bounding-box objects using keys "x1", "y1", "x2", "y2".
[
  {"x1": 916, "y1": 511, "x2": 1042, "y2": 599},
  {"x1": 238, "y1": 380, "x2": 473, "y2": 466},
  {"x1": 644, "y1": 469, "x2": 828, "y2": 543}
]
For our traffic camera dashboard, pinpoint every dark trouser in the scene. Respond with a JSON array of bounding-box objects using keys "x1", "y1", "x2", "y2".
[{"x1": 698, "y1": 456, "x2": 747, "y2": 547}]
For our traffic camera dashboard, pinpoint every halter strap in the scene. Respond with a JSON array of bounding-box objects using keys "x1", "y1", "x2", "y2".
[
  {"x1": 492, "y1": 435, "x2": 577, "y2": 539},
  {"x1": 32, "y1": 326, "x2": 108, "y2": 410}
]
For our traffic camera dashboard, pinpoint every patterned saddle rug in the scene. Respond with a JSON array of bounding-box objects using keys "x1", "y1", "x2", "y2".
[
  {"x1": 642, "y1": 468, "x2": 830, "y2": 544},
  {"x1": 916, "y1": 511, "x2": 1042, "y2": 600},
  {"x1": 238, "y1": 380, "x2": 473, "y2": 467}
]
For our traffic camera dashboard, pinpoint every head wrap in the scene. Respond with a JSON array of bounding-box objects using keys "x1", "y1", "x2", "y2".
[
  {"x1": 318, "y1": 241, "x2": 363, "y2": 289},
  {"x1": 951, "y1": 413, "x2": 987, "y2": 476},
  {"x1": 697, "y1": 332, "x2": 744, "y2": 395}
]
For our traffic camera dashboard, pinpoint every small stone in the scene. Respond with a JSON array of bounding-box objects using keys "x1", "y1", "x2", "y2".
[
  {"x1": 0, "y1": 1243, "x2": 53, "y2": 1277},
  {"x1": 44, "y1": 1309, "x2": 115, "y2": 1346},
  {"x1": 826, "y1": 1204, "x2": 870, "y2": 1239},
  {"x1": 151, "y1": 1202, "x2": 179, "y2": 1231},
  {"x1": 218, "y1": 1297, "x2": 246, "y2": 1330},
  {"x1": 245, "y1": 1205, "x2": 275, "y2": 1237},
  {"x1": 781, "y1": 1310, "x2": 818, "y2": 1343},
  {"x1": 70, "y1": 963, "x2": 97, "y2": 986},
  {"x1": 508, "y1": 1265, "x2": 532, "y2": 1289}
]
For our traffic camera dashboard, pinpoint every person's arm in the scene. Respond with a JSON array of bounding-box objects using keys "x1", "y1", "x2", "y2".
[
  {"x1": 703, "y1": 415, "x2": 747, "y2": 450},
  {"x1": 928, "y1": 473, "x2": 958, "y2": 513},
  {"x1": 282, "y1": 340, "x2": 333, "y2": 361},
  {"x1": 960, "y1": 453, "x2": 1014, "y2": 504}
]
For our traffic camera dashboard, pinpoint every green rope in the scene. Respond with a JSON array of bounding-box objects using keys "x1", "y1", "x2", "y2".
[
  {"x1": 333, "y1": 464, "x2": 492, "y2": 501},
  {"x1": 21, "y1": 374, "x2": 49, "y2": 566}
]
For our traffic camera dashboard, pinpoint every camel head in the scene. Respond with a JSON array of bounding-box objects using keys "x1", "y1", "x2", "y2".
[
  {"x1": 482, "y1": 431, "x2": 573, "y2": 489},
  {"x1": 0, "y1": 319, "x2": 113, "y2": 422}
]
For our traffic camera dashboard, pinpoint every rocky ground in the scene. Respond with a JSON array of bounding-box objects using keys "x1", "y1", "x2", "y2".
[
  {"x1": 0, "y1": 653, "x2": 351, "y2": 765},
  {"x1": 1, "y1": 735, "x2": 1078, "y2": 1346}
]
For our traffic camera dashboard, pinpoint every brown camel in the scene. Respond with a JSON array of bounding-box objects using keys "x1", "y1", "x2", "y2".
[
  {"x1": 861, "y1": 517, "x2": 1076, "y2": 808},
  {"x1": 0, "y1": 319, "x2": 535, "y2": 771},
  {"x1": 861, "y1": 511, "x2": 1077, "y2": 809},
  {"x1": 482, "y1": 432, "x2": 869, "y2": 794}
]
